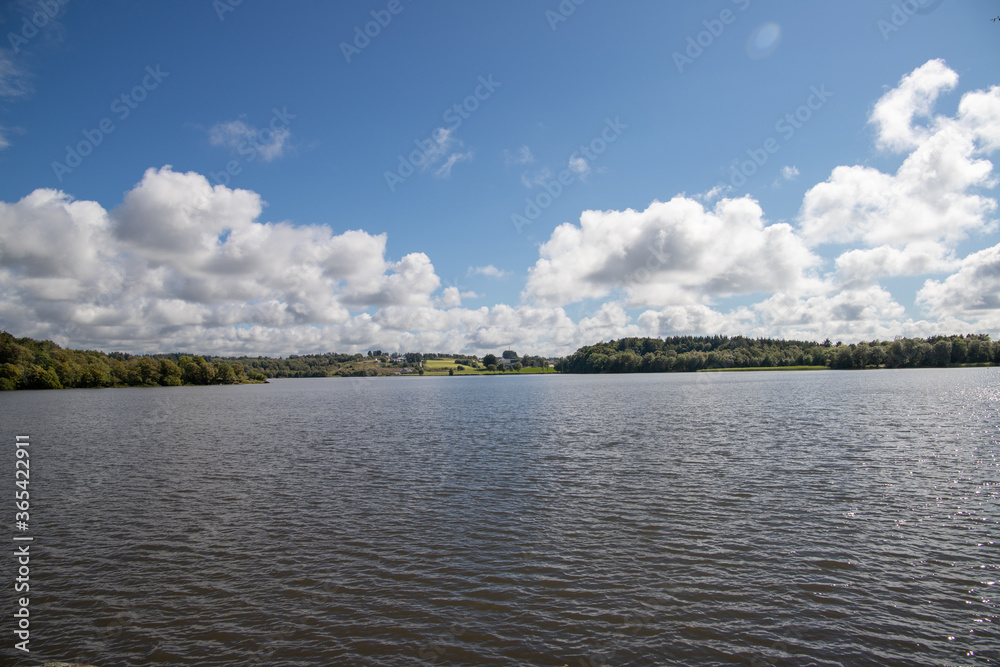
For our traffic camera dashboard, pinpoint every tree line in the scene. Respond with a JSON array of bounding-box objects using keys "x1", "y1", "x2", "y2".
[
  {"x1": 0, "y1": 332, "x2": 268, "y2": 390},
  {"x1": 553, "y1": 334, "x2": 998, "y2": 374},
  {"x1": 0, "y1": 332, "x2": 549, "y2": 390},
  {"x1": 4, "y1": 330, "x2": 993, "y2": 390}
]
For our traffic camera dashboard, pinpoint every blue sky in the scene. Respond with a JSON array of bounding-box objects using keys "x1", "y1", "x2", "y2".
[{"x1": 1, "y1": 0, "x2": 999, "y2": 356}]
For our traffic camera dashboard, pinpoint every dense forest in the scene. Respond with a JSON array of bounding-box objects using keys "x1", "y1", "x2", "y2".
[
  {"x1": 553, "y1": 334, "x2": 998, "y2": 373},
  {"x1": 0, "y1": 331, "x2": 270, "y2": 390}
]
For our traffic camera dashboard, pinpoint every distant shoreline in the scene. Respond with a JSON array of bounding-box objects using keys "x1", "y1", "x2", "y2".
[
  {"x1": 697, "y1": 363, "x2": 996, "y2": 373},
  {"x1": 2, "y1": 331, "x2": 997, "y2": 391},
  {"x1": 698, "y1": 365, "x2": 829, "y2": 372}
]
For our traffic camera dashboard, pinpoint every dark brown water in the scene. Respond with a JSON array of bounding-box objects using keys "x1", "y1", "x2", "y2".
[{"x1": 1, "y1": 369, "x2": 997, "y2": 666}]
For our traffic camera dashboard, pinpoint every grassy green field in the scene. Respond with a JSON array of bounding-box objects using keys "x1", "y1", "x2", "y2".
[
  {"x1": 422, "y1": 358, "x2": 481, "y2": 375},
  {"x1": 420, "y1": 358, "x2": 556, "y2": 375},
  {"x1": 697, "y1": 365, "x2": 829, "y2": 373}
]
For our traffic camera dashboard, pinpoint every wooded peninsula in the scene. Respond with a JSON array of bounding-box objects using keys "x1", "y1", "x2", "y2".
[
  {"x1": 551, "y1": 334, "x2": 997, "y2": 373},
  {"x1": 0, "y1": 331, "x2": 995, "y2": 391}
]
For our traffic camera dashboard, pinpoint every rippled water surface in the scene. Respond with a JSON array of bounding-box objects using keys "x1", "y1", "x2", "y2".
[{"x1": 1, "y1": 369, "x2": 998, "y2": 666}]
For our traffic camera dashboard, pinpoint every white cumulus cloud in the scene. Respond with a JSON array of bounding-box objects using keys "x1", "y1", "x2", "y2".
[
  {"x1": 525, "y1": 196, "x2": 820, "y2": 308},
  {"x1": 917, "y1": 243, "x2": 1000, "y2": 319},
  {"x1": 800, "y1": 59, "x2": 999, "y2": 248}
]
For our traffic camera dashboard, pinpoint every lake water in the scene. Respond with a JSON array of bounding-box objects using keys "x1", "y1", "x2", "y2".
[{"x1": 0, "y1": 369, "x2": 997, "y2": 666}]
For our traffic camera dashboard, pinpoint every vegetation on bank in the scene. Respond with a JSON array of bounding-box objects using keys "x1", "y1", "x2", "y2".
[
  {"x1": 553, "y1": 334, "x2": 999, "y2": 374},
  {"x1": 214, "y1": 350, "x2": 553, "y2": 379},
  {"x1": 0, "y1": 333, "x2": 552, "y2": 390},
  {"x1": 3, "y1": 330, "x2": 995, "y2": 391},
  {"x1": 0, "y1": 331, "x2": 269, "y2": 390},
  {"x1": 698, "y1": 365, "x2": 829, "y2": 372}
]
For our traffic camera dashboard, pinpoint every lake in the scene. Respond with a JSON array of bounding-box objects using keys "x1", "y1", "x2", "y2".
[{"x1": 0, "y1": 369, "x2": 997, "y2": 666}]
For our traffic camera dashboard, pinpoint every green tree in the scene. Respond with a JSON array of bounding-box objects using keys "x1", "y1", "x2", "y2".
[
  {"x1": 214, "y1": 363, "x2": 238, "y2": 384},
  {"x1": 0, "y1": 363, "x2": 23, "y2": 388},
  {"x1": 832, "y1": 347, "x2": 854, "y2": 369},
  {"x1": 950, "y1": 337, "x2": 968, "y2": 364},
  {"x1": 158, "y1": 359, "x2": 182, "y2": 386},
  {"x1": 586, "y1": 353, "x2": 609, "y2": 373},
  {"x1": 180, "y1": 356, "x2": 215, "y2": 385},
  {"x1": 130, "y1": 357, "x2": 160, "y2": 386},
  {"x1": 868, "y1": 344, "x2": 887, "y2": 367},
  {"x1": 931, "y1": 340, "x2": 952, "y2": 367},
  {"x1": 916, "y1": 342, "x2": 934, "y2": 366},
  {"x1": 24, "y1": 365, "x2": 62, "y2": 389},
  {"x1": 968, "y1": 339, "x2": 989, "y2": 363},
  {"x1": 0, "y1": 335, "x2": 33, "y2": 366}
]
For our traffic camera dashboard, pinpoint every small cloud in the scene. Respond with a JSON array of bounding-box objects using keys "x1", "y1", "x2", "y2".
[
  {"x1": 697, "y1": 184, "x2": 729, "y2": 202},
  {"x1": 568, "y1": 155, "x2": 591, "y2": 177},
  {"x1": 208, "y1": 118, "x2": 291, "y2": 162},
  {"x1": 418, "y1": 127, "x2": 456, "y2": 167},
  {"x1": 504, "y1": 145, "x2": 534, "y2": 166},
  {"x1": 773, "y1": 165, "x2": 800, "y2": 188},
  {"x1": 521, "y1": 167, "x2": 553, "y2": 188},
  {"x1": 468, "y1": 265, "x2": 509, "y2": 279},
  {"x1": 0, "y1": 124, "x2": 24, "y2": 152},
  {"x1": 434, "y1": 150, "x2": 474, "y2": 178},
  {"x1": 406, "y1": 127, "x2": 473, "y2": 178},
  {"x1": 0, "y1": 51, "x2": 31, "y2": 99}
]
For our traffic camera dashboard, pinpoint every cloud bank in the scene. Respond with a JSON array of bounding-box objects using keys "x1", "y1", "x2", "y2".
[{"x1": 1, "y1": 60, "x2": 998, "y2": 356}]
